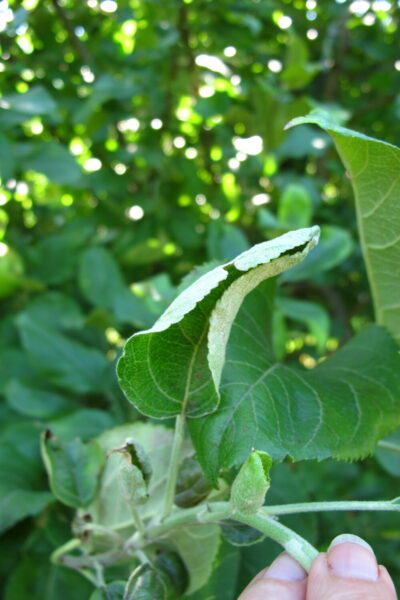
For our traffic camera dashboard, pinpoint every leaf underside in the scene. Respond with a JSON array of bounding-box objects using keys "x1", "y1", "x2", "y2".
[
  {"x1": 117, "y1": 227, "x2": 320, "y2": 419},
  {"x1": 287, "y1": 113, "x2": 400, "y2": 344}
]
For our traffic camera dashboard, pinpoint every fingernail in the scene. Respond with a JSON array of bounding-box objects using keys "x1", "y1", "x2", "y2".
[
  {"x1": 264, "y1": 553, "x2": 307, "y2": 582},
  {"x1": 327, "y1": 534, "x2": 378, "y2": 581}
]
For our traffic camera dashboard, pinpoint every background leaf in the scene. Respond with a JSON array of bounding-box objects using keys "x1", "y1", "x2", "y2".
[
  {"x1": 41, "y1": 433, "x2": 105, "y2": 508},
  {"x1": 287, "y1": 113, "x2": 400, "y2": 342}
]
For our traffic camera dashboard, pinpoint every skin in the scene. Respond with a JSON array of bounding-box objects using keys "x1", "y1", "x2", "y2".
[{"x1": 238, "y1": 540, "x2": 398, "y2": 600}]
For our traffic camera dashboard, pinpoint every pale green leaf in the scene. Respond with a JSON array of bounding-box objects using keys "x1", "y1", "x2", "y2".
[
  {"x1": 118, "y1": 227, "x2": 320, "y2": 418},
  {"x1": 287, "y1": 113, "x2": 400, "y2": 342},
  {"x1": 88, "y1": 423, "x2": 192, "y2": 531},
  {"x1": 169, "y1": 524, "x2": 220, "y2": 594}
]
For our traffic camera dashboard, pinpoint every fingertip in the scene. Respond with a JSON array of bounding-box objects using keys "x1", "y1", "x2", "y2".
[{"x1": 238, "y1": 553, "x2": 307, "y2": 600}]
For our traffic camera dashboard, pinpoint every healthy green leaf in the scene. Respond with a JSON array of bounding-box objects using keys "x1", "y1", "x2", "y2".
[
  {"x1": 18, "y1": 142, "x2": 82, "y2": 186},
  {"x1": 287, "y1": 113, "x2": 400, "y2": 342},
  {"x1": 118, "y1": 227, "x2": 319, "y2": 419},
  {"x1": 90, "y1": 582, "x2": 125, "y2": 600},
  {"x1": 276, "y1": 297, "x2": 330, "y2": 354},
  {"x1": 0, "y1": 85, "x2": 57, "y2": 116},
  {"x1": 79, "y1": 246, "x2": 155, "y2": 329},
  {"x1": 4, "y1": 554, "x2": 93, "y2": 600},
  {"x1": 155, "y1": 550, "x2": 189, "y2": 596},
  {"x1": 0, "y1": 423, "x2": 53, "y2": 534},
  {"x1": 375, "y1": 429, "x2": 400, "y2": 477},
  {"x1": 5, "y1": 380, "x2": 72, "y2": 419},
  {"x1": 221, "y1": 521, "x2": 266, "y2": 547},
  {"x1": 278, "y1": 183, "x2": 312, "y2": 229},
  {"x1": 48, "y1": 408, "x2": 114, "y2": 442},
  {"x1": 124, "y1": 565, "x2": 173, "y2": 600},
  {"x1": 41, "y1": 432, "x2": 105, "y2": 508},
  {"x1": 17, "y1": 313, "x2": 112, "y2": 394},
  {"x1": 190, "y1": 281, "x2": 400, "y2": 482},
  {"x1": 175, "y1": 457, "x2": 212, "y2": 508}
]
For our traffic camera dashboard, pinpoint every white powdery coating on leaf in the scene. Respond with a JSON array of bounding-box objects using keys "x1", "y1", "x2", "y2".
[{"x1": 137, "y1": 226, "x2": 320, "y2": 337}]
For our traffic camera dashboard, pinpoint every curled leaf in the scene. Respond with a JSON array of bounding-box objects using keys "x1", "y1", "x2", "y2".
[{"x1": 230, "y1": 451, "x2": 272, "y2": 515}]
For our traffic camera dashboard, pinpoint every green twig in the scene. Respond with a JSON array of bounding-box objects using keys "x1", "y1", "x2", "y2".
[
  {"x1": 262, "y1": 499, "x2": 400, "y2": 516},
  {"x1": 236, "y1": 511, "x2": 318, "y2": 571},
  {"x1": 160, "y1": 413, "x2": 186, "y2": 520},
  {"x1": 377, "y1": 440, "x2": 400, "y2": 454}
]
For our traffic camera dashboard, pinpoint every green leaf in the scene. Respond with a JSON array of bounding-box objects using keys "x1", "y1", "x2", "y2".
[
  {"x1": 375, "y1": 429, "x2": 400, "y2": 477},
  {"x1": 169, "y1": 524, "x2": 221, "y2": 594},
  {"x1": 0, "y1": 85, "x2": 57, "y2": 116},
  {"x1": 184, "y1": 540, "x2": 240, "y2": 600},
  {"x1": 221, "y1": 521, "x2": 266, "y2": 547},
  {"x1": 41, "y1": 432, "x2": 105, "y2": 508},
  {"x1": 48, "y1": 408, "x2": 114, "y2": 442},
  {"x1": 276, "y1": 296, "x2": 330, "y2": 353},
  {"x1": 281, "y1": 225, "x2": 354, "y2": 282},
  {"x1": 19, "y1": 142, "x2": 82, "y2": 185},
  {"x1": 277, "y1": 184, "x2": 312, "y2": 229},
  {"x1": 190, "y1": 281, "x2": 400, "y2": 482},
  {"x1": 155, "y1": 549, "x2": 189, "y2": 596},
  {"x1": 207, "y1": 221, "x2": 249, "y2": 262},
  {"x1": 230, "y1": 450, "x2": 272, "y2": 514},
  {"x1": 175, "y1": 457, "x2": 212, "y2": 508},
  {"x1": 23, "y1": 292, "x2": 84, "y2": 331},
  {"x1": 90, "y1": 582, "x2": 125, "y2": 600},
  {"x1": 4, "y1": 556, "x2": 93, "y2": 600},
  {"x1": 5, "y1": 380, "x2": 72, "y2": 419},
  {"x1": 124, "y1": 565, "x2": 174, "y2": 600},
  {"x1": 287, "y1": 113, "x2": 400, "y2": 342},
  {"x1": 79, "y1": 246, "x2": 155, "y2": 329},
  {"x1": 118, "y1": 227, "x2": 320, "y2": 418},
  {"x1": 0, "y1": 423, "x2": 53, "y2": 534},
  {"x1": 17, "y1": 313, "x2": 111, "y2": 394}
]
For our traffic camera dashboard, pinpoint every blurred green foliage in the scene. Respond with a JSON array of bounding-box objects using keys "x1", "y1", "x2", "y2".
[{"x1": 0, "y1": 0, "x2": 400, "y2": 597}]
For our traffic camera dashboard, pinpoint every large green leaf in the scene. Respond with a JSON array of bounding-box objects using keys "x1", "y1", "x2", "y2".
[
  {"x1": 118, "y1": 227, "x2": 320, "y2": 419},
  {"x1": 0, "y1": 423, "x2": 53, "y2": 534},
  {"x1": 190, "y1": 280, "x2": 400, "y2": 481},
  {"x1": 287, "y1": 113, "x2": 400, "y2": 342},
  {"x1": 41, "y1": 432, "x2": 105, "y2": 508},
  {"x1": 18, "y1": 142, "x2": 82, "y2": 185},
  {"x1": 17, "y1": 313, "x2": 112, "y2": 394},
  {"x1": 79, "y1": 246, "x2": 155, "y2": 329},
  {"x1": 0, "y1": 85, "x2": 57, "y2": 117}
]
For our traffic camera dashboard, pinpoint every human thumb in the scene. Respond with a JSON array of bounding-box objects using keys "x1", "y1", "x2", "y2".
[{"x1": 307, "y1": 534, "x2": 397, "y2": 600}]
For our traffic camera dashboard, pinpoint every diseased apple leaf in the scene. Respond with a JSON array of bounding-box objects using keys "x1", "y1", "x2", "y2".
[
  {"x1": 190, "y1": 281, "x2": 400, "y2": 482},
  {"x1": 286, "y1": 113, "x2": 400, "y2": 343},
  {"x1": 169, "y1": 523, "x2": 221, "y2": 594},
  {"x1": 117, "y1": 227, "x2": 319, "y2": 419}
]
